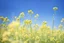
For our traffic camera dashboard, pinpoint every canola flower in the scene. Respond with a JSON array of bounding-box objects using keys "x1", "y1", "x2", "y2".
[
  {"x1": 0, "y1": 16, "x2": 4, "y2": 21},
  {"x1": 8, "y1": 21, "x2": 20, "y2": 29},
  {"x1": 34, "y1": 14, "x2": 39, "y2": 19},
  {"x1": 0, "y1": 10, "x2": 64, "y2": 43},
  {"x1": 52, "y1": 7, "x2": 58, "y2": 29},
  {"x1": 28, "y1": 10, "x2": 33, "y2": 20},
  {"x1": 53, "y1": 7, "x2": 58, "y2": 11},
  {"x1": 61, "y1": 18, "x2": 64, "y2": 30},
  {"x1": 34, "y1": 14, "x2": 39, "y2": 24},
  {"x1": 61, "y1": 18, "x2": 64, "y2": 23},
  {"x1": 34, "y1": 24, "x2": 39, "y2": 29},
  {"x1": 24, "y1": 19, "x2": 32, "y2": 25},
  {"x1": 0, "y1": 16, "x2": 9, "y2": 23},
  {"x1": 58, "y1": 24, "x2": 63, "y2": 29},
  {"x1": 19, "y1": 12, "x2": 25, "y2": 18},
  {"x1": 28, "y1": 10, "x2": 33, "y2": 15}
]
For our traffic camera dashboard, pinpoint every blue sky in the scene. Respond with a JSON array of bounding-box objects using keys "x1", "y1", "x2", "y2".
[{"x1": 0, "y1": 0, "x2": 64, "y2": 27}]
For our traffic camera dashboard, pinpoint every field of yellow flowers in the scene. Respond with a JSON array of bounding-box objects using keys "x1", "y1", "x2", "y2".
[{"x1": 0, "y1": 10, "x2": 64, "y2": 43}]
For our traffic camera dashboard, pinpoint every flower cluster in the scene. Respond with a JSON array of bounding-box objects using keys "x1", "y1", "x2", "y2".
[{"x1": 0, "y1": 10, "x2": 64, "y2": 43}]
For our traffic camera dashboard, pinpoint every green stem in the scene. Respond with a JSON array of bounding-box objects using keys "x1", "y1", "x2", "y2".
[{"x1": 52, "y1": 11, "x2": 56, "y2": 30}]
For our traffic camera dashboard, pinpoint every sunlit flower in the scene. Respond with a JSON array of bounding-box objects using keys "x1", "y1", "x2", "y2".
[
  {"x1": 24, "y1": 34, "x2": 28, "y2": 38},
  {"x1": 11, "y1": 40, "x2": 19, "y2": 43},
  {"x1": 43, "y1": 21, "x2": 47, "y2": 25},
  {"x1": 8, "y1": 21, "x2": 20, "y2": 28},
  {"x1": 1, "y1": 10, "x2": 64, "y2": 43},
  {"x1": 47, "y1": 26, "x2": 50, "y2": 29},
  {"x1": 24, "y1": 20, "x2": 32, "y2": 25},
  {"x1": 53, "y1": 7, "x2": 58, "y2": 11},
  {"x1": 47, "y1": 30, "x2": 51, "y2": 34},
  {"x1": 2, "y1": 37, "x2": 8, "y2": 42},
  {"x1": 50, "y1": 37, "x2": 54, "y2": 41},
  {"x1": 0, "y1": 16, "x2": 4, "y2": 20},
  {"x1": 61, "y1": 18, "x2": 64, "y2": 23},
  {"x1": 3, "y1": 17, "x2": 8, "y2": 22},
  {"x1": 40, "y1": 25, "x2": 47, "y2": 29},
  {"x1": 35, "y1": 36, "x2": 39, "y2": 40},
  {"x1": 16, "y1": 18, "x2": 20, "y2": 21},
  {"x1": 24, "y1": 40, "x2": 28, "y2": 43},
  {"x1": 9, "y1": 28, "x2": 14, "y2": 32},
  {"x1": 28, "y1": 10, "x2": 33, "y2": 15},
  {"x1": 34, "y1": 24, "x2": 39, "y2": 30},
  {"x1": 2, "y1": 31, "x2": 10, "y2": 37},
  {"x1": 15, "y1": 31, "x2": 19, "y2": 36},
  {"x1": 34, "y1": 24, "x2": 39, "y2": 28},
  {"x1": 56, "y1": 41, "x2": 60, "y2": 43},
  {"x1": 34, "y1": 14, "x2": 39, "y2": 19},
  {"x1": 58, "y1": 24, "x2": 63, "y2": 29},
  {"x1": 19, "y1": 12, "x2": 25, "y2": 18},
  {"x1": 7, "y1": 19, "x2": 10, "y2": 22}
]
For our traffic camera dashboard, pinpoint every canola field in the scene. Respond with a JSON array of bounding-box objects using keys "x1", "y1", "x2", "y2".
[{"x1": 0, "y1": 10, "x2": 64, "y2": 43}]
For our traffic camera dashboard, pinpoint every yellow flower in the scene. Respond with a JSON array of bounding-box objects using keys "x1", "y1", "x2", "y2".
[
  {"x1": 24, "y1": 40, "x2": 28, "y2": 43},
  {"x1": 58, "y1": 24, "x2": 63, "y2": 29},
  {"x1": 2, "y1": 31, "x2": 10, "y2": 37},
  {"x1": 9, "y1": 28, "x2": 14, "y2": 32},
  {"x1": 32, "y1": 37, "x2": 35, "y2": 39},
  {"x1": 47, "y1": 30, "x2": 51, "y2": 34},
  {"x1": 0, "y1": 16, "x2": 4, "y2": 21},
  {"x1": 11, "y1": 40, "x2": 19, "y2": 43},
  {"x1": 16, "y1": 18, "x2": 20, "y2": 21},
  {"x1": 35, "y1": 36, "x2": 39, "y2": 40},
  {"x1": 61, "y1": 18, "x2": 64, "y2": 22},
  {"x1": 28, "y1": 10, "x2": 33, "y2": 15},
  {"x1": 3, "y1": 17, "x2": 9, "y2": 22},
  {"x1": 41, "y1": 25, "x2": 47, "y2": 29},
  {"x1": 47, "y1": 26, "x2": 50, "y2": 29},
  {"x1": 34, "y1": 14, "x2": 39, "y2": 19},
  {"x1": 34, "y1": 24, "x2": 39, "y2": 28},
  {"x1": 19, "y1": 12, "x2": 25, "y2": 18},
  {"x1": 15, "y1": 31, "x2": 19, "y2": 36},
  {"x1": 29, "y1": 34, "x2": 32, "y2": 37},
  {"x1": 2, "y1": 37, "x2": 8, "y2": 42},
  {"x1": 24, "y1": 20, "x2": 32, "y2": 25},
  {"x1": 8, "y1": 21, "x2": 20, "y2": 28},
  {"x1": 56, "y1": 41, "x2": 60, "y2": 43},
  {"x1": 24, "y1": 34, "x2": 28, "y2": 38},
  {"x1": 42, "y1": 21, "x2": 47, "y2": 25},
  {"x1": 53, "y1": 7, "x2": 58, "y2": 11},
  {"x1": 50, "y1": 37, "x2": 54, "y2": 41}
]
